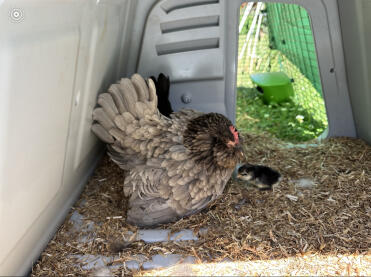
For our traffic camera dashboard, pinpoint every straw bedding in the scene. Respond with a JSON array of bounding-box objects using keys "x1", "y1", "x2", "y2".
[{"x1": 31, "y1": 134, "x2": 371, "y2": 276}]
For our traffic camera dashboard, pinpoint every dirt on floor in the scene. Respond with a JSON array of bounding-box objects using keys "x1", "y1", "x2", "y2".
[{"x1": 31, "y1": 133, "x2": 371, "y2": 276}]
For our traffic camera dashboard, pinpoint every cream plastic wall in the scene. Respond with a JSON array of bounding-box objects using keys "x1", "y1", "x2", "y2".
[{"x1": 0, "y1": 0, "x2": 136, "y2": 275}]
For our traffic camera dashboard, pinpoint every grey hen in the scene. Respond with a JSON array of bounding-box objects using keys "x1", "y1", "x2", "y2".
[{"x1": 91, "y1": 74, "x2": 245, "y2": 227}]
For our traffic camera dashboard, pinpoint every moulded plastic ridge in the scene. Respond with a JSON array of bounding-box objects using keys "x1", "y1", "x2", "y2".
[
  {"x1": 161, "y1": 0, "x2": 219, "y2": 14},
  {"x1": 160, "y1": 15, "x2": 220, "y2": 33},
  {"x1": 156, "y1": 37, "x2": 219, "y2": 55}
]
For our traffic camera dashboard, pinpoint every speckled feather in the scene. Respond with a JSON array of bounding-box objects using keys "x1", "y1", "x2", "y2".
[{"x1": 92, "y1": 74, "x2": 244, "y2": 227}]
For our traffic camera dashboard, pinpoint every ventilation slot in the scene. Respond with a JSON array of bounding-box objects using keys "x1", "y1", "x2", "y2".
[
  {"x1": 161, "y1": 0, "x2": 219, "y2": 14},
  {"x1": 160, "y1": 15, "x2": 219, "y2": 34},
  {"x1": 156, "y1": 38, "x2": 219, "y2": 55}
]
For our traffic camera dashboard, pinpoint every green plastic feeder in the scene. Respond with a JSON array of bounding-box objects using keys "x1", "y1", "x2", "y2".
[{"x1": 250, "y1": 72, "x2": 294, "y2": 104}]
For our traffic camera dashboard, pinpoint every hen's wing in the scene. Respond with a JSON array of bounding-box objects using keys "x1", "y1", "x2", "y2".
[{"x1": 121, "y1": 110, "x2": 219, "y2": 226}]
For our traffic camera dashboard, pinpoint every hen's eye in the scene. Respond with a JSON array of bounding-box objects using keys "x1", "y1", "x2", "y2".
[{"x1": 227, "y1": 140, "x2": 236, "y2": 147}]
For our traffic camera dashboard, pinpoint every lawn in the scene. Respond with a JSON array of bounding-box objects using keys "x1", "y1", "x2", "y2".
[
  {"x1": 236, "y1": 6, "x2": 328, "y2": 143},
  {"x1": 236, "y1": 86, "x2": 328, "y2": 143}
]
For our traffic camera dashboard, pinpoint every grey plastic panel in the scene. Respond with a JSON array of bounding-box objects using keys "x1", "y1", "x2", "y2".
[
  {"x1": 338, "y1": 0, "x2": 371, "y2": 144},
  {"x1": 119, "y1": 0, "x2": 157, "y2": 77},
  {"x1": 138, "y1": 0, "x2": 356, "y2": 136},
  {"x1": 137, "y1": 0, "x2": 241, "y2": 120},
  {"x1": 138, "y1": 0, "x2": 224, "y2": 80}
]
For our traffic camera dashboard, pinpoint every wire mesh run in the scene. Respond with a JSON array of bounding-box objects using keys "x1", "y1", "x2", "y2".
[{"x1": 266, "y1": 3, "x2": 322, "y2": 96}]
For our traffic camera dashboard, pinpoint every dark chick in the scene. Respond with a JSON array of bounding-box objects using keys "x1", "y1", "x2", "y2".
[
  {"x1": 92, "y1": 74, "x2": 245, "y2": 227},
  {"x1": 150, "y1": 73, "x2": 173, "y2": 117},
  {"x1": 237, "y1": 164, "x2": 281, "y2": 191}
]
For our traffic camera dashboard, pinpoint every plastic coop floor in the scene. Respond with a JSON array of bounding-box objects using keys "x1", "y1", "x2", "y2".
[{"x1": 31, "y1": 134, "x2": 371, "y2": 276}]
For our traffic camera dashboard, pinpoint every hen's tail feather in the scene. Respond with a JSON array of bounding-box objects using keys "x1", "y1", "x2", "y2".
[
  {"x1": 91, "y1": 124, "x2": 114, "y2": 144},
  {"x1": 97, "y1": 93, "x2": 118, "y2": 121},
  {"x1": 92, "y1": 74, "x2": 158, "y2": 144},
  {"x1": 157, "y1": 73, "x2": 170, "y2": 98},
  {"x1": 132, "y1": 74, "x2": 155, "y2": 102}
]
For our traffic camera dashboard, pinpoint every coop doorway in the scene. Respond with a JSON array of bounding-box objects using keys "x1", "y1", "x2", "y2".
[{"x1": 236, "y1": 1, "x2": 328, "y2": 143}]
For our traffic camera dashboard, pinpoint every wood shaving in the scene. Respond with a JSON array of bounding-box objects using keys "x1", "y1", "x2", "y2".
[{"x1": 31, "y1": 134, "x2": 371, "y2": 276}]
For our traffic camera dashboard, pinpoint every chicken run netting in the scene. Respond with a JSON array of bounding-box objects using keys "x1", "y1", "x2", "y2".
[{"x1": 237, "y1": 2, "x2": 328, "y2": 143}]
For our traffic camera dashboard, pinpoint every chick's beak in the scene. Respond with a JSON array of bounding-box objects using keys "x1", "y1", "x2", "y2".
[{"x1": 236, "y1": 172, "x2": 243, "y2": 179}]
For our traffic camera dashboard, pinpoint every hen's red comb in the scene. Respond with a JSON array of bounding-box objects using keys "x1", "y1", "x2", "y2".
[{"x1": 229, "y1": 126, "x2": 239, "y2": 144}]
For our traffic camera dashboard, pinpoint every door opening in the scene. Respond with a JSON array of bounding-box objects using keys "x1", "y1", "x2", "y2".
[{"x1": 237, "y1": 1, "x2": 328, "y2": 143}]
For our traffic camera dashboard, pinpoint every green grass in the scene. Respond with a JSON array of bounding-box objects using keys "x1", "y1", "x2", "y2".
[
  {"x1": 236, "y1": 10, "x2": 328, "y2": 142},
  {"x1": 236, "y1": 87, "x2": 327, "y2": 142}
]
